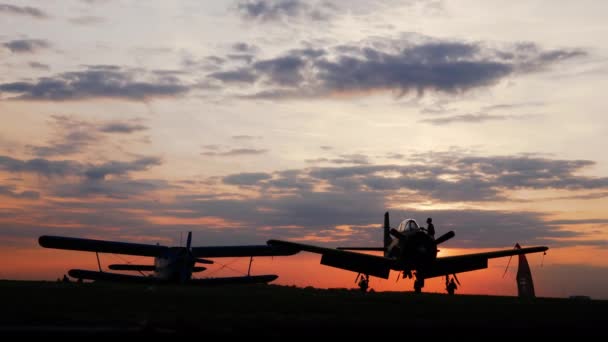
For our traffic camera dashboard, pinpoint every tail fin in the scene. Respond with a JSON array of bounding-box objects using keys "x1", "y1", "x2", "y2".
[
  {"x1": 383, "y1": 212, "x2": 391, "y2": 257},
  {"x1": 186, "y1": 231, "x2": 192, "y2": 251}
]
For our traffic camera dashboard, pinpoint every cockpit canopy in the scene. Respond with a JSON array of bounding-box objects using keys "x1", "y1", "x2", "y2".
[{"x1": 397, "y1": 219, "x2": 420, "y2": 232}]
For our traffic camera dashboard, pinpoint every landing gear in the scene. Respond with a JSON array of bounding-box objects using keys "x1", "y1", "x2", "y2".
[
  {"x1": 356, "y1": 273, "x2": 370, "y2": 293},
  {"x1": 413, "y1": 276, "x2": 425, "y2": 293}
]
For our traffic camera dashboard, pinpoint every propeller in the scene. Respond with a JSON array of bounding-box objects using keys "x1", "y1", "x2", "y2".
[
  {"x1": 389, "y1": 228, "x2": 407, "y2": 240},
  {"x1": 434, "y1": 231, "x2": 455, "y2": 245},
  {"x1": 179, "y1": 231, "x2": 193, "y2": 283}
]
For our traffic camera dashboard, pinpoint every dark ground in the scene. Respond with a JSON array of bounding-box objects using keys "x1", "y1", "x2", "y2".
[{"x1": 0, "y1": 280, "x2": 605, "y2": 337}]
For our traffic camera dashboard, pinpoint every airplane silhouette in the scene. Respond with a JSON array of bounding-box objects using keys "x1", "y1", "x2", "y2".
[
  {"x1": 39, "y1": 231, "x2": 299, "y2": 285},
  {"x1": 268, "y1": 212, "x2": 548, "y2": 293}
]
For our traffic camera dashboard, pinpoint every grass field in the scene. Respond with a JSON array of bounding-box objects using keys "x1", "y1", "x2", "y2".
[{"x1": 0, "y1": 280, "x2": 605, "y2": 336}]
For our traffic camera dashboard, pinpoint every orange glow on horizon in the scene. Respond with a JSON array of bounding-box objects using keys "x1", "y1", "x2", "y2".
[{"x1": 3, "y1": 244, "x2": 601, "y2": 299}]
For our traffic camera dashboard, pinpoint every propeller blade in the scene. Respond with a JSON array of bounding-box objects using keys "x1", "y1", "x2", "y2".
[
  {"x1": 389, "y1": 228, "x2": 407, "y2": 240},
  {"x1": 435, "y1": 231, "x2": 455, "y2": 245},
  {"x1": 384, "y1": 212, "x2": 390, "y2": 229},
  {"x1": 186, "y1": 231, "x2": 192, "y2": 251}
]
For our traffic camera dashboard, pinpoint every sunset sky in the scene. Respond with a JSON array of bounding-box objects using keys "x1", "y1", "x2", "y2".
[{"x1": 1, "y1": 0, "x2": 607, "y2": 299}]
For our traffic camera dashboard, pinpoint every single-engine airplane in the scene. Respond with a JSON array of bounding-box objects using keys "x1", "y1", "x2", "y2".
[
  {"x1": 268, "y1": 212, "x2": 548, "y2": 292},
  {"x1": 39, "y1": 231, "x2": 299, "y2": 285}
]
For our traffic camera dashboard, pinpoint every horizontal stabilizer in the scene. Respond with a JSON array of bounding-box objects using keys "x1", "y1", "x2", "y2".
[
  {"x1": 195, "y1": 258, "x2": 214, "y2": 264},
  {"x1": 39, "y1": 236, "x2": 167, "y2": 257},
  {"x1": 188, "y1": 274, "x2": 278, "y2": 286}
]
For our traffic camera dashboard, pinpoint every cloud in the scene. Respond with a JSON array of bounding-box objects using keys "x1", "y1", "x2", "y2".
[
  {"x1": 232, "y1": 135, "x2": 262, "y2": 140},
  {"x1": 3, "y1": 39, "x2": 50, "y2": 53},
  {"x1": 385, "y1": 153, "x2": 405, "y2": 159},
  {"x1": 201, "y1": 148, "x2": 268, "y2": 156},
  {"x1": 420, "y1": 113, "x2": 521, "y2": 125},
  {"x1": 0, "y1": 155, "x2": 82, "y2": 177},
  {"x1": 0, "y1": 185, "x2": 40, "y2": 199},
  {"x1": 0, "y1": 65, "x2": 189, "y2": 101},
  {"x1": 69, "y1": 16, "x2": 105, "y2": 25},
  {"x1": 28, "y1": 62, "x2": 50, "y2": 70},
  {"x1": 2, "y1": 145, "x2": 607, "y2": 250},
  {"x1": 52, "y1": 178, "x2": 172, "y2": 199},
  {"x1": 27, "y1": 116, "x2": 148, "y2": 157},
  {"x1": 232, "y1": 42, "x2": 258, "y2": 53},
  {"x1": 208, "y1": 35, "x2": 585, "y2": 100},
  {"x1": 250, "y1": 153, "x2": 608, "y2": 203},
  {"x1": 209, "y1": 69, "x2": 258, "y2": 83},
  {"x1": 2, "y1": 152, "x2": 607, "y2": 250},
  {"x1": 84, "y1": 157, "x2": 162, "y2": 180},
  {"x1": 306, "y1": 154, "x2": 371, "y2": 165},
  {"x1": 0, "y1": 154, "x2": 161, "y2": 182},
  {"x1": 99, "y1": 122, "x2": 148, "y2": 133},
  {"x1": 236, "y1": 0, "x2": 335, "y2": 22},
  {"x1": 223, "y1": 172, "x2": 273, "y2": 186},
  {"x1": 165, "y1": 193, "x2": 579, "y2": 248},
  {"x1": 0, "y1": 154, "x2": 166, "y2": 201},
  {"x1": 0, "y1": 4, "x2": 48, "y2": 19},
  {"x1": 27, "y1": 116, "x2": 98, "y2": 157}
]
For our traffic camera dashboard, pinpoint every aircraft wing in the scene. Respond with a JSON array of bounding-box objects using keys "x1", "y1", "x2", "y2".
[
  {"x1": 191, "y1": 244, "x2": 300, "y2": 258},
  {"x1": 68, "y1": 269, "x2": 161, "y2": 283},
  {"x1": 268, "y1": 240, "x2": 394, "y2": 279},
  {"x1": 419, "y1": 246, "x2": 548, "y2": 279},
  {"x1": 70, "y1": 269, "x2": 279, "y2": 285},
  {"x1": 39, "y1": 235, "x2": 168, "y2": 257}
]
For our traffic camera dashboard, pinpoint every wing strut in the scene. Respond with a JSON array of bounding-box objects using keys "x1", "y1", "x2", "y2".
[
  {"x1": 96, "y1": 252, "x2": 102, "y2": 272},
  {"x1": 247, "y1": 256, "x2": 253, "y2": 276}
]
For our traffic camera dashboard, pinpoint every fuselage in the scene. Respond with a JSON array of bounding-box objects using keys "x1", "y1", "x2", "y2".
[
  {"x1": 387, "y1": 219, "x2": 438, "y2": 270},
  {"x1": 154, "y1": 247, "x2": 194, "y2": 283}
]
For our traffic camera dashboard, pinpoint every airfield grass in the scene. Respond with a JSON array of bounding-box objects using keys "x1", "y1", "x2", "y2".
[{"x1": 0, "y1": 280, "x2": 605, "y2": 336}]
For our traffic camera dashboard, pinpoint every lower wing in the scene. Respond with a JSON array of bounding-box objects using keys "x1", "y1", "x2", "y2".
[
  {"x1": 68, "y1": 269, "x2": 159, "y2": 284},
  {"x1": 68, "y1": 269, "x2": 278, "y2": 285},
  {"x1": 419, "y1": 246, "x2": 548, "y2": 279}
]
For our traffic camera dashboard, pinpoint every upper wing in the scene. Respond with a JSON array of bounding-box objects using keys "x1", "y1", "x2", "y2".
[
  {"x1": 419, "y1": 246, "x2": 548, "y2": 279},
  {"x1": 39, "y1": 235, "x2": 168, "y2": 257},
  {"x1": 191, "y1": 244, "x2": 300, "y2": 258},
  {"x1": 268, "y1": 240, "x2": 394, "y2": 279}
]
